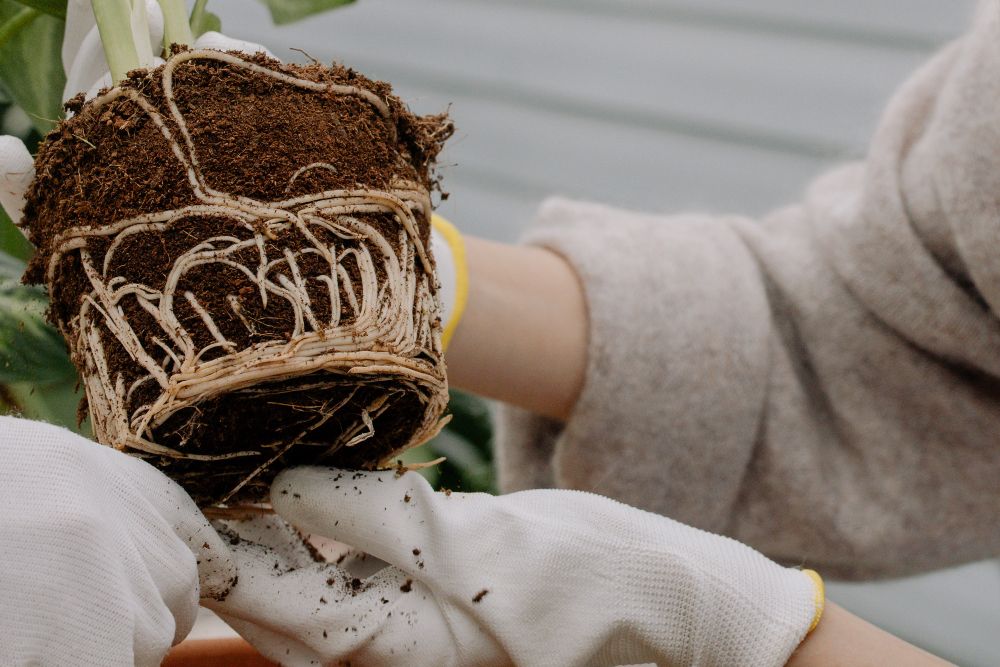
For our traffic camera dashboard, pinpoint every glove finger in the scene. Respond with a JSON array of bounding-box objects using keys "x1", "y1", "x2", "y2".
[
  {"x1": 0, "y1": 136, "x2": 33, "y2": 227},
  {"x1": 215, "y1": 513, "x2": 319, "y2": 571},
  {"x1": 144, "y1": 0, "x2": 164, "y2": 51},
  {"x1": 18, "y1": 422, "x2": 205, "y2": 649},
  {"x1": 63, "y1": 23, "x2": 110, "y2": 102},
  {"x1": 194, "y1": 31, "x2": 275, "y2": 59},
  {"x1": 0, "y1": 418, "x2": 175, "y2": 664},
  {"x1": 79, "y1": 71, "x2": 113, "y2": 106},
  {"x1": 63, "y1": 0, "x2": 97, "y2": 74},
  {"x1": 338, "y1": 549, "x2": 391, "y2": 579},
  {"x1": 205, "y1": 544, "x2": 400, "y2": 652},
  {"x1": 207, "y1": 546, "x2": 456, "y2": 666},
  {"x1": 101, "y1": 447, "x2": 237, "y2": 603},
  {"x1": 271, "y1": 466, "x2": 472, "y2": 573},
  {"x1": 305, "y1": 534, "x2": 391, "y2": 577}
]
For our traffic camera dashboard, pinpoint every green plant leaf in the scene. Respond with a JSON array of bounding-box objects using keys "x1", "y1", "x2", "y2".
[
  {"x1": 257, "y1": 0, "x2": 355, "y2": 25},
  {"x1": 419, "y1": 390, "x2": 496, "y2": 493},
  {"x1": 445, "y1": 389, "x2": 493, "y2": 446},
  {"x1": 0, "y1": 250, "x2": 75, "y2": 384},
  {"x1": 4, "y1": 377, "x2": 83, "y2": 430},
  {"x1": 189, "y1": 0, "x2": 221, "y2": 37},
  {"x1": 0, "y1": 205, "x2": 31, "y2": 261},
  {"x1": 191, "y1": 9, "x2": 220, "y2": 37},
  {"x1": 0, "y1": 7, "x2": 35, "y2": 51},
  {"x1": 0, "y1": 1, "x2": 64, "y2": 134},
  {"x1": 426, "y1": 428, "x2": 495, "y2": 493},
  {"x1": 429, "y1": 430, "x2": 489, "y2": 472},
  {"x1": 11, "y1": 0, "x2": 65, "y2": 19}
]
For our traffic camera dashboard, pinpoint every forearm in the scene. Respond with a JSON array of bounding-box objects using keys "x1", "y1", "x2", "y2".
[
  {"x1": 788, "y1": 603, "x2": 953, "y2": 667},
  {"x1": 438, "y1": 237, "x2": 956, "y2": 667},
  {"x1": 446, "y1": 236, "x2": 588, "y2": 421}
]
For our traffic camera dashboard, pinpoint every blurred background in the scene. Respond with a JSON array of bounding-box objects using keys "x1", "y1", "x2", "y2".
[{"x1": 2, "y1": 0, "x2": 998, "y2": 663}]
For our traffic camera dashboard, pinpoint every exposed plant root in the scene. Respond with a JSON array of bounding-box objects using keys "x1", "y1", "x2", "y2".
[
  {"x1": 202, "y1": 504, "x2": 274, "y2": 520},
  {"x1": 43, "y1": 51, "x2": 449, "y2": 503},
  {"x1": 401, "y1": 456, "x2": 447, "y2": 472}
]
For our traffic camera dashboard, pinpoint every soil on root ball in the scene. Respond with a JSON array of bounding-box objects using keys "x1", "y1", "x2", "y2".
[{"x1": 21, "y1": 48, "x2": 454, "y2": 506}]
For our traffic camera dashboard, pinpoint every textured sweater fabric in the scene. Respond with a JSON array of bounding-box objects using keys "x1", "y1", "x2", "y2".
[{"x1": 497, "y1": 1, "x2": 1000, "y2": 580}]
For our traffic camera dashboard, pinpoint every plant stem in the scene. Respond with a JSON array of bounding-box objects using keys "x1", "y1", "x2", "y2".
[
  {"x1": 0, "y1": 8, "x2": 40, "y2": 52},
  {"x1": 189, "y1": 0, "x2": 209, "y2": 35},
  {"x1": 91, "y1": 0, "x2": 140, "y2": 83},
  {"x1": 157, "y1": 0, "x2": 194, "y2": 51}
]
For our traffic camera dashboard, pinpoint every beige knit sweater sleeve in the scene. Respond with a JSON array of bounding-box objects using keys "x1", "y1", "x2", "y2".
[{"x1": 496, "y1": 2, "x2": 1000, "y2": 580}]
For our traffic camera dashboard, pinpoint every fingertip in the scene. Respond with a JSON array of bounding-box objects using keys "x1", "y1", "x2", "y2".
[
  {"x1": 0, "y1": 135, "x2": 33, "y2": 171},
  {"x1": 144, "y1": 0, "x2": 163, "y2": 30},
  {"x1": 143, "y1": 0, "x2": 164, "y2": 48}
]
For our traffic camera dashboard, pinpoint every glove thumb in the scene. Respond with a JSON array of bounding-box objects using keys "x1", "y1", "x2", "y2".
[
  {"x1": 0, "y1": 136, "x2": 33, "y2": 227},
  {"x1": 271, "y1": 466, "x2": 463, "y2": 572}
]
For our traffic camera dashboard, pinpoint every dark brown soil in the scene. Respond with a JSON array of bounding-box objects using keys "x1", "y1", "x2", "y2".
[{"x1": 21, "y1": 50, "x2": 452, "y2": 506}]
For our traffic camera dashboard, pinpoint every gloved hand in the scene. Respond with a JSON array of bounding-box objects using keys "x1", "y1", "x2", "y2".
[
  {"x1": 0, "y1": 135, "x2": 32, "y2": 227},
  {"x1": 205, "y1": 466, "x2": 824, "y2": 667},
  {"x1": 0, "y1": 416, "x2": 237, "y2": 666}
]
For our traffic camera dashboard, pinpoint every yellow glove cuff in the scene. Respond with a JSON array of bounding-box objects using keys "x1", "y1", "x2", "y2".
[
  {"x1": 802, "y1": 569, "x2": 826, "y2": 635},
  {"x1": 430, "y1": 214, "x2": 468, "y2": 350}
]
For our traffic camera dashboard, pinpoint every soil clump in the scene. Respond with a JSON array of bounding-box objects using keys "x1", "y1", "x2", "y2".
[{"x1": 21, "y1": 49, "x2": 453, "y2": 505}]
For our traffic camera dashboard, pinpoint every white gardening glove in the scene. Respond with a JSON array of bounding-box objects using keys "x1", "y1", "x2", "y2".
[
  {"x1": 205, "y1": 466, "x2": 824, "y2": 667},
  {"x1": 0, "y1": 416, "x2": 237, "y2": 666},
  {"x1": 0, "y1": 135, "x2": 33, "y2": 227}
]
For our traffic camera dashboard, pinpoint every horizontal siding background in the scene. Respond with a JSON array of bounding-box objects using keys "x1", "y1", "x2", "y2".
[
  {"x1": 214, "y1": 0, "x2": 977, "y2": 240},
  {"x1": 210, "y1": 1, "x2": 997, "y2": 663}
]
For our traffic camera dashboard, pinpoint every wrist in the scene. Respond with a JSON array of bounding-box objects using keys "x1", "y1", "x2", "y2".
[
  {"x1": 802, "y1": 568, "x2": 826, "y2": 635},
  {"x1": 787, "y1": 602, "x2": 954, "y2": 666},
  {"x1": 446, "y1": 236, "x2": 588, "y2": 420}
]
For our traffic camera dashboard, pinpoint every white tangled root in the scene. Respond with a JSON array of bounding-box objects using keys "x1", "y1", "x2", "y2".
[{"x1": 45, "y1": 51, "x2": 448, "y2": 502}]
